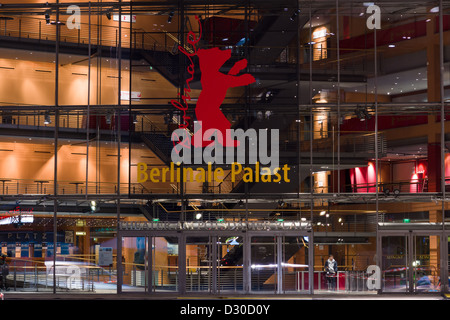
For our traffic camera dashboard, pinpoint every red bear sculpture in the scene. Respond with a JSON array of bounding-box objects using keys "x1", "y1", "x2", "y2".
[{"x1": 192, "y1": 47, "x2": 255, "y2": 147}]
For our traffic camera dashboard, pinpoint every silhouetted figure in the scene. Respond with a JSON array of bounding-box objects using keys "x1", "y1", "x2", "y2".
[
  {"x1": 324, "y1": 254, "x2": 337, "y2": 291},
  {"x1": 0, "y1": 254, "x2": 9, "y2": 291}
]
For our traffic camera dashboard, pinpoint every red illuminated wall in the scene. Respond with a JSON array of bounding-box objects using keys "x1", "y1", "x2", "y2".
[
  {"x1": 410, "y1": 160, "x2": 427, "y2": 193},
  {"x1": 350, "y1": 160, "x2": 428, "y2": 193},
  {"x1": 339, "y1": 16, "x2": 450, "y2": 54},
  {"x1": 350, "y1": 162, "x2": 376, "y2": 193},
  {"x1": 340, "y1": 115, "x2": 428, "y2": 134}
]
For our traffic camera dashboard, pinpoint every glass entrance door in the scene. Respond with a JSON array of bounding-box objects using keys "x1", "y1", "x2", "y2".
[
  {"x1": 381, "y1": 233, "x2": 441, "y2": 293},
  {"x1": 150, "y1": 236, "x2": 179, "y2": 293},
  {"x1": 186, "y1": 236, "x2": 212, "y2": 292},
  {"x1": 250, "y1": 235, "x2": 311, "y2": 293},
  {"x1": 216, "y1": 235, "x2": 244, "y2": 293},
  {"x1": 121, "y1": 236, "x2": 148, "y2": 293},
  {"x1": 412, "y1": 235, "x2": 440, "y2": 293},
  {"x1": 281, "y1": 236, "x2": 309, "y2": 293},
  {"x1": 250, "y1": 236, "x2": 277, "y2": 293},
  {"x1": 381, "y1": 235, "x2": 409, "y2": 293}
]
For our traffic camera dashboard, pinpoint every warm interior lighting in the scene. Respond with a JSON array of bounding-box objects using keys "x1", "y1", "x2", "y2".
[
  {"x1": 90, "y1": 200, "x2": 97, "y2": 212},
  {"x1": 312, "y1": 26, "x2": 328, "y2": 61}
]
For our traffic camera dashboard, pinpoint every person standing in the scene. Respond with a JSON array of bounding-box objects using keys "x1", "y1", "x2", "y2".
[
  {"x1": 0, "y1": 254, "x2": 9, "y2": 291},
  {"x1": 324, "y1": 254, "x2": 338, "y2": 291}
]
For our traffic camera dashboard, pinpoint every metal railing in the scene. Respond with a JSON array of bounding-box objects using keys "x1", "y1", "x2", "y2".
[
  {"x1": 3, "y1": 258, "x2": 108, "y2": 292},
  {"x1": 0, "y1": 15, "x2": 177, "y2": 54},
  {"x1": 0, "y1": 178, "x2": 155, "y2": 195},
  {"x1": 206, "y1": 169, "x2": 245, "y2": 194}
]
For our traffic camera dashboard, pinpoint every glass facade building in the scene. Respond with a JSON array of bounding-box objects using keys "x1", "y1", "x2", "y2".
[{"x1": 0, "y1": 0, "x2": 448, "y2": 296}]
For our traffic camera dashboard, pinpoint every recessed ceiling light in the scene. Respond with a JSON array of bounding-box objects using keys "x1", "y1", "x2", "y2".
[{"x1": 430, "y1": 7, "x2": 439, "y2": 13}]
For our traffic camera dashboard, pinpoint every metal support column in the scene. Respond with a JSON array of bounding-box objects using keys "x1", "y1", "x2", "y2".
[
  {"x1": 178, "y1": 233, "x2": 186, "y2": 295},
  {"x1": 408, "y1": 232, "x2": 413, "y2": 293},
  {"x1": 243, "y1": 232, "x2": 251, "y2": 293},
  {"x1": 116, "y1": 0, "x2": 123, "y2": 295},
  {"x1": 439, "y1": 0, "x2": 446, "y2": 295},
  {"x1": 277, "y1": 236, "x2": 283, "y2": 294},
  {"x1": 53, "y1": 0, "x2": 60, "y2": 295},
  {"x1": 148, "y1": 236, "x2": 153, "y2": 294},
  {"x1": 308, "y1": 230, "x2": 314, "y2": 294},
  {"x1": 211, "y1": 235, "x2": 217, "y2": 294},
  {"x1": 376, "y1": 232, "x2": 382, "y2": 293}
]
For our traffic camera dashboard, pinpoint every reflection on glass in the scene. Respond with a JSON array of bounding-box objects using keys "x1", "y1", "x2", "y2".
[
  {"x1": 382, "y1": 236, "x2": 408, "y2": 293},
  {"x1": 313, "y1": 236, "x2": 376, "y2": 293},
  {"x1": 122, "y1": 236, "x2": 147, "y2": 292},
  {"x1": 152, "y1": 237, "x2": 178, "y2": 292},
  {"x1": 186, "y1": 237, "x2": 211, "y2": 292},
  {"x1": 251, "y1": 237, "x2": 276, "y2": 292},
  {"x1": 217, "y1": 236, "x2": 243, "y2": 293},
  {"x1": 282, "y1": 237, "x2": 309, "y2": 293},
  {"x1": 413, "y1": 236, "x2": 440, "y2": 293}
]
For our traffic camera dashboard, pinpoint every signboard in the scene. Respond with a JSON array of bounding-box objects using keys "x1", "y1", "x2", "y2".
[
  {"x1": 65, "y1": 231, "x2": 74, "y2": 243},
  {"x1": 113, "y1": 14, "x2": 136, "y2": 23},
  {"x1": 0, "y1": 231, "x2": 64, "y2": 243},
  {"x1": 120, "y1": 91, "x2": 142, "y2": 101},
  {"x1": 98, "y1": 247, "x2": 113, "y2": 267},
  {"x1": 120, "y1": 220, "x2": 311, "y2": 231}
]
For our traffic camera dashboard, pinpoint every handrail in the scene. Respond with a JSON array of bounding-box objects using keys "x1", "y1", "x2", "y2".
[
  {"x1": 0, "y1": 177, "x2": 169, "y2": 195},
  {"x1": 213, "y1": 169, "x2": 244, "y2": 194},
  {"x1": 0, "y1": 15, "x2": 176, "y2": 54},
  {"x1": 139, "y1": 114, "x2": 170, "y2": 136}
]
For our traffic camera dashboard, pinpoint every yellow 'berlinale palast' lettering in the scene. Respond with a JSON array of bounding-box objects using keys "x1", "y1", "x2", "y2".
[{"x1": 136, "y1": 162, "x2": 290, "y2": 184}]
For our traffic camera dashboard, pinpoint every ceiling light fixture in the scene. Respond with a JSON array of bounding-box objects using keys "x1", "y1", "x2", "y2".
[
  {"x1": 290, "y1": 9, "x2": 300, "y2": 21},
  {"x1": 167, "y1": 11, "x2": 174, "y2": 23},
  {"x1": 45, "y1": 11, "x2": 51, "y2": 24},
  {"x1": 44, "y1": 112, "x2": 51, "y2": 125}
]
